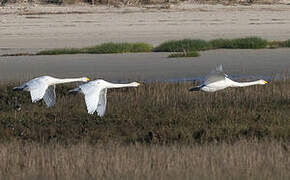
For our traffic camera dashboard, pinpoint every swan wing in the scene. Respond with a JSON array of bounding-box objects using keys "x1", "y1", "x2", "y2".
[
  {"x1": 80, "y1": 83, "x2": 103, "y2": 115},
  {"x1": 43, "y1": 85, "x2": 56, "y2": 107},
  {"x1": 204, "y1": 64, "x2": 226, "y2": 85},
  {"x1": 97, "y1": 89, "x2": 107, "y2": 117},
  {"x1": 27, "y1": 79, "x2": 48, "y2": 103}
]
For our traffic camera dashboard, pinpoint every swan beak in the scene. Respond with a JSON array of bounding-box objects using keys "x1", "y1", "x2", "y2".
[
  {"x1": 136, "y1": 82, "x2": 141, "y2": 86},
  {"x1": 264, "y1": 81, "x2": 268, "y2": 84},
  {"x1": 86, "y1": 78, "x2": 90, "y2": 81}
]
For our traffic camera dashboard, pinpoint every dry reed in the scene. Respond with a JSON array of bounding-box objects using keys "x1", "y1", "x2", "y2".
[
  {"x1": 0, "y1": 80, "x2": 290, "y2": 144},
  {"x1": 0, "y1": 140, "x2": 289, "y2": 180}
]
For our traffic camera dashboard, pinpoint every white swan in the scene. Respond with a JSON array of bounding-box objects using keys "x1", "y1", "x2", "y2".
[
  {"x1": 68, "y1": 79, "x2": 140, "y2": 117},
  {"x1": 13, "y1": 76, "x2": 90, "y2": 107},
  {"x1": 189, "y1": 65, "x2": 268, "y2": 92}
]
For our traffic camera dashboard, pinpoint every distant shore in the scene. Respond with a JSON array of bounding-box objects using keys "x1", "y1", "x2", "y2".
[{"x1": 1, "y1": 3, "x2": 290, "y2": 55}]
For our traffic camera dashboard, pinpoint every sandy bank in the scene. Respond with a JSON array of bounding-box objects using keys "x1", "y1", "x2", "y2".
[{"x1": 0, "y1": 4, "x2": 290, "y2": 54}]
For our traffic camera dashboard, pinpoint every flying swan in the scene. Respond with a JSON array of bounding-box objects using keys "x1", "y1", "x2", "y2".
[
  {"x1": 68, "y1": 79, "x2": 140, "y2": 117},
  {"x1": 189, "y1": 65, "x2": 268, "y2": 92},
  {"x1": 13, "y1": 76, "x2": 90, "y2": 107}
]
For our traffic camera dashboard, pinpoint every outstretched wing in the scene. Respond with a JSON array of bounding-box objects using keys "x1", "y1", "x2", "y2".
[
  {"x1": 27, "y1": 79, "x2": 48, "y2": 103},
  {"x1": 96, "y1": 89, "x2": 107, "y2": 117},
  {"x1": 204, "y1": 64, "x2": 227, "y2": 85},
  {"x1": 43, "y1": 85, "x2": 56, "y2": 107},
  {"x1": 79, "y1": 82, "x2": 103, "y2": 115}
]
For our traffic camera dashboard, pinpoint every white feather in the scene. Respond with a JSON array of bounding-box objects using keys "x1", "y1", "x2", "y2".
[
  {"x1": 71, "y1": 79, "x2": 140, "y2": 117},
  {"x1": 43, "y1": 85, "x2": 56, "y2": 107}
]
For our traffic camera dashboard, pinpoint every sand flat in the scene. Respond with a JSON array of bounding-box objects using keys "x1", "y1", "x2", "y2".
[{"x1": 1, "y1": 4, "x2": 290, "y2": 54}]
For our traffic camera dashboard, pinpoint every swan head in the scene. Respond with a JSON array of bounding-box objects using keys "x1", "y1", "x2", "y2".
[
  {"x1": 130, "y1": 82, "x2": 141, "y2": 87},
  {"x1": 81, "y1": 77, "x2": 90, "y2": 82},
  {"x1": 259, "y1": 80, "x2": 268, "y2": 85}
]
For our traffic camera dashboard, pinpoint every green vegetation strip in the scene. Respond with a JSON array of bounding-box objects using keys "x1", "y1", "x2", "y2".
[
  {"x1": 154, "y1": 37, "x2": 269, "y2": 52},
  {"x1": 36, "y1": 42, "x2": 153, "y2": 55},
  {"x1": 26, "y1": 37, "x2": 290, "y2": 56}
]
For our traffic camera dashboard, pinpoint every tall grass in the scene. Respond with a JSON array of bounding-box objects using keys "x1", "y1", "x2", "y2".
[
  {"x1": 33, "y1": 37, "x2": 289, "y2": 56},
  {"x1": 154, "y1": 37, "x2": 268, "y2": 52},
  {"x1": 36, "y1": 42, "x2": 153, "y2": 55},
  {"x1": 153, "y1": 39, "x2": 210, "y2": 52},
  {"x1": 220, "y1": 37, "x2": 268, "y2": 49},
  {"x1": 0, "y1": 80, "x2": 290, "y2": 144},
  {"x1": 0, "y1": 140, "x2": 289, "y2": 179},
  {"x1": 281, "y1": 39, "x2": 290, "y2": 47}
]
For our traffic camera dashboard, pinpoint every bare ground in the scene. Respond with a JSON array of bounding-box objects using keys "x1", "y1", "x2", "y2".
[{"x1": 1, "y1": 4, "x2": 290, "y2": 55}]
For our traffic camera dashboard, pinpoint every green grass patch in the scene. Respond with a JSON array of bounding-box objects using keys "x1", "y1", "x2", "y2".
[
  {"x1": 209, "y1": 37, "x2": 268, "y2": 49},
  {"x1": 281, "y1": 39, "x2": 290, "y2": 47},
  {"x1": 36, "y1": 42, "x2": 153, "y2": 55},
  {"x1": 266, "y1": 39, "x2": 290, "y2": 48},
  {"x1": 84, "y1": 42, "x2": 153, "y2": 54},
  {"x1": 267, "y1": 41, "x2": 283, "y2": 49},
  {"x1": 208, "y1": 38, "x2": 232, "y2": 49},
  {"x1": 36, "y1": 48, "x2": 81, "y2": 55},
  {"x1": 154, "y1": 39, "x2": 211, "y2": 52},
  {"x1": 155, "y1": 37, "x2": 268, "y2": 52},
  {"x1": 224, "y1": 37, "x2": 268, "y2": 49},
  {"x1": 34, "y1": 37, "x2": 289, "y2": 56},
  {"x1": 168, "y1": 50, "x2": 200, "y2": 58}
]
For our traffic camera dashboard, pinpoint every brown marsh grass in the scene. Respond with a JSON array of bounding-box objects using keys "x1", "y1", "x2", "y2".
[
  {"x1": 0, "y1": 80, "x2": 290, "y2": 144},
  {"x1": 0, "y1": 80, "x2": 290, "y2": 179},
  {"x1": 0, "y1": 140, "x2": 289, "y2": 179}
]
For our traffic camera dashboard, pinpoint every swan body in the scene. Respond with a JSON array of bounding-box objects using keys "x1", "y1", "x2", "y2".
[
  {"x1": 13, "y1": 76, "x2": 90, "y2": 107},
  {"x1": 189, "y1": 65, "x2": 268, "y2": 92},
  {"x1": 69, "y1": 79, "x2": 140, "y2": 116}
]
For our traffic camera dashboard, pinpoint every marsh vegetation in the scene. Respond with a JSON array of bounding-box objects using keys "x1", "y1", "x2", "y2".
[
  {"x1": 0, "y1": 80, "x2": 290, "y2": 144},
  {"x1": 32, "y1": 37, "x2": 290, "y2": 58},
  {"x1": 36, "y1": 42, "x2": 153, "y2": 55},
  {"x1": 0, "y1": 140, "x2": 289, "y2": 180},
  {"x1": 0, "y1": 80, "x2": 290, "y2": 179}
]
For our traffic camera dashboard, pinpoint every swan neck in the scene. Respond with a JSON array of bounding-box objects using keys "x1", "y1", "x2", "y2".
[
  {"x1": 110, "y1": 83, "x2": 135, "y2": 88},
  {"x1": 230, "y1": 80, "x2": 261, "y2": 87},
  {"x1": 54, "y1": 78, "x2": 83, "y2": 84}
]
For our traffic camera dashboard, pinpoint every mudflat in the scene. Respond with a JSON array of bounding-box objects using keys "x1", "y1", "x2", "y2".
[
  {"x1": 1, "y1": 3, "x2": 290, "y2": 82},
  {"x1": 1, "y1": 4, "x2": 290, "y2": 54},
  {"x1": 0, "y1": 49, "x2": 289, "y2": 82}
]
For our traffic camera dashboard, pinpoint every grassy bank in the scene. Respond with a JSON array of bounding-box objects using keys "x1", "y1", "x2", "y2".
[
  {"x1": 0, "y1": 80, "x2": 290, "y2": 144},
  {"x1": 0, "y1": 140, "x2": 289, "y2": 180},
  {"x1": 154, "y1": 37, "x2": 269, "y2": 52},
  {"x1": 32, "y1": 37, "x2": 290, "y2": 58},
  {"x1": 36, "y1": 42, "x2": 153, "y2": 55}
]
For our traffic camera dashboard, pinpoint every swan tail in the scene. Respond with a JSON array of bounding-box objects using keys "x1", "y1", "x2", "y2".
[
  {"x1": 188, "y1": 86, "x2": 201, "y2": 91},
  {"x1": 188, "y1": 84, "x2": 204, "y2": 92},
  {"x1": 13, "y1": 85, "x2": 27, "y2": 91}
]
